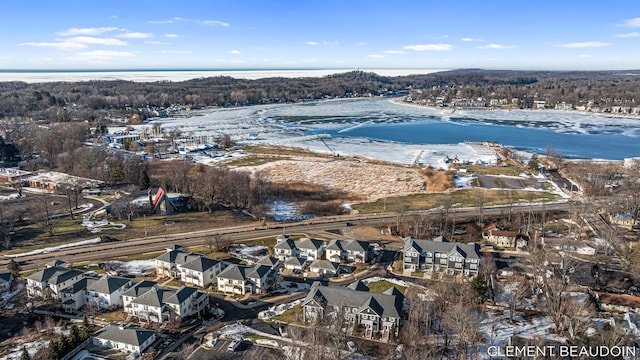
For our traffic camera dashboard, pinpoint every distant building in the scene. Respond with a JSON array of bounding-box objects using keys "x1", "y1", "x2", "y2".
[
  {"x1": 482, "y1": 224, "x2": 527, "y2": 249},
  {"x1": 609, "y1": 213, "x2": 637, "y2": 227}
]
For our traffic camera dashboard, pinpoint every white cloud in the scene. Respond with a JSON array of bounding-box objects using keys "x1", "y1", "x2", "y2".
[
  {"x1": 160, "y1": 50, "x2": 192, "y2": 54},
  {"x1": 21, "y1": 41, "x2": 87, "y2": 49},
  {"x1": 306, "y1": 41, "x2": 318, "y2": 46},
  {"x1": 117, "y1": 32, "x2": 153, "y2": 39},
  {"x1": 615, "y1": 32, "x2": 640, "y2": 38},
  {"x1": 65, "y1": 36, "x2": 128, "y2": 46},
  {"x1": 145, "y1": 41, "x2": 167, "y2": 45},
  {"x1": 165, "y1": 34, "x2": 179, "y2": 38},
  {"x1": 368, "y1": 54, "x2": 384, "y2": 58},
  {"x1": 384, "y1": 50, "x2": 405, "y2": 54},
  {"x1": 57, "y1": 27, "x2": 119, "y2": 36},
  {"x1": 461, "y1": 37, "x2": 482, "y2": 42},
  {"x1": 477, "y1": 43, "x2": 518, "y2": 49},
  {"x1": 203, "y1": 20, "x2": 230, "y2": 27},
  {"x1": 149, "y1": 17, "x2": 229, "y2": 27},
  {"x1": 558, "y1": 41, "x2": 609, "y2": 48},
  {"x1": 230, "y1": 50, "x2": 241, "y2": 55},
  {"x1": 621, "y1": 17, "x2": 640, "y2": 27},
  {"x1": 403, "y1": 43, "x2": 453, "y2": 51}
]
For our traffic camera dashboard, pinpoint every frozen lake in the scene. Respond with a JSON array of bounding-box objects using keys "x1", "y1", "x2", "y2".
[{"x1": 150, "y1": 97, "x2": 640, "y2": 166}]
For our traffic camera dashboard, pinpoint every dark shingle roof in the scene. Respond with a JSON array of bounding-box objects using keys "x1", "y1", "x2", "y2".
[
  {"x1": 165, "y1": 286, "x2": 197, "y2": 305},
  {"x1": 284, "y1": 257, "x2": 307, "y2": 267},
  {"x1": 131, "y1": 287, "x2": 174, "y2": 308},
  {"x1": 256, "y1": 256, "x2": 279, "y2": 267},
  {"x1": 326, "y1": 240, "x2": 344, "y2": 251},
  {"x1": 274, "y1": 239, "x2": 296, "y2": 251},
  {"x1": 343, "y1": 240, "x2": 371, "y2": 253},
  {"x1": 122, "y1": 280, "x2": 157, "y2": 298},
  {"x1": 87, "y1": 275, "x2": 131, "y2": 294},
  {"x1": 303, "y1": 282, "x2": 402, "y2": 319},
  {"x1": 403, "y1": 237, "x2": 480, "y2": 260},
  {"x1": 217, "y1": 264, "x2": 248, "y2": 282},
  {"x1": 309, "y1": 260, "x2": 339, "y2": 272},
  {"x1": 297, "y1": 237, "x2": 324, "y2": 250},
  {"x1": 26, "y1": 266, "x2": 83, "y2": 285},
  {"x1": 246, "y1": 265, "x2": 271, "y2": 279},
  {"x1": 180, "y1": 256, "x2": 220, "y2": 272},
  {"x1": 94, "y1": 324, "x2": 155, "y2": 347}
]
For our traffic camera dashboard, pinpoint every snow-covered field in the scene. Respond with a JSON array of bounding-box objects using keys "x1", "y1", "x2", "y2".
[
  {"x1": 5, "y1": 237, "x2": 102, "y2": 258},
  {"x1": 103, "y1": 260, "x2": 156, "y2": 276}
]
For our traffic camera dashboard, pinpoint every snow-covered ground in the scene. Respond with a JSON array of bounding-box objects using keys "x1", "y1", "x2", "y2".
[
  {"x1": 81, "y1": 217, "x2": 126, "y2": 233},
  {"x1": 5, "y1": 237, "x2": 102, "y2": 258},
  {"x1": 103, "y1": 260, "x2": 156, "y2": 276},
  {"x1": 259, "y1": 299, "x2": 303, "y2": 320}
]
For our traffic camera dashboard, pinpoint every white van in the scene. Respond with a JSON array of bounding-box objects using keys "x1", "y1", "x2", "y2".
[{"x1": 227, "y1": 339, "x2": 241, "y2": 352}]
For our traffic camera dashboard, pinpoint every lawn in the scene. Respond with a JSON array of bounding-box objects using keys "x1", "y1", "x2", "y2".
[
  {"x1": 244, "y1": 145, "x2": 333, "y2": 158},
  {"x1": 352, "y1": 188, "x2": 561, "y2": 214},
  {"x1": 96, "y1": 310, "x2": 127, "y2": 323},
  {"x1": 366, "y1": 280, "x2": 407, "y2": 294},
  {"x1": 462, "y1": 164, "x2": 524, "y2": 176},
  {"x1": 269, "y1": 304, "x2": 302, "y2": 323},
  {"x1": 223, "y1": 155, "x2": 285, "y2": 168}
]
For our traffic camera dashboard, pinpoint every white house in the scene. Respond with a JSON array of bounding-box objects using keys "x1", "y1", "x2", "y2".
[
  {"x1": 130, "y1": 285, "x2": 208, "y2": 323},
  {"x1": 122, "y1": 280, "x2": 158, "y2": 314},
  {"x1": 326, "y1": 240, "x2": 372, "y2": 264},
  {"x1": 216, "y1": 264, "x2": 274, "y2": 295},
  {"x1": 296, "y1": 237, "x2": 325, "y2": 261},
  {"x1": 26, "y1": 262, "x2": 85, "y2": 299},
  {"x1": 155, "y1": 245, "x2": 225, "y2": 288},
  {"x1": 85, "y1": 275, "x2": 135, "y2": 310},
  {"x1": 92, "y1": 324, "x2": 156, "y2": 357}
]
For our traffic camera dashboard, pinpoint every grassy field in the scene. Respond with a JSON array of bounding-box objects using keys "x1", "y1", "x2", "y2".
[
  {"x1": 269, "y1": 304, "x2": 302, "y2": 323},
  {"x1": 244, "y1": 145, "x2": 334, "y2": 158},
  {"x1": 366, "y1": 280, "x2": 407, "y2": 294},
  {"x1": 223, "y1": 155, "x2": 285, "y2": 168},
  {"x1": 352, "y1": 188, "x2": 562, "y2": 214},
  {"x1": 461, "y1": 164, "x2": 524, "y2": 176}
]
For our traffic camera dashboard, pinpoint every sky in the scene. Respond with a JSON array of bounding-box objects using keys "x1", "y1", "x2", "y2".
[{"x1": 2, "y1": 0, "x2": 640, "y2": 71}]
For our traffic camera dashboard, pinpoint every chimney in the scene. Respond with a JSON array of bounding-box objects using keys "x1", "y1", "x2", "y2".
[{"x1": 147, "y1": 188, "x2": 152, "y2": 208}]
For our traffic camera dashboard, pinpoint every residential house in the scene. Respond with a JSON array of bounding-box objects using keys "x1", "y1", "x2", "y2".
[
  {"x1": 129, "y1": 285, "x2": 208, "y2": 323},
  {"x1": 85, "y1": 275, "x2": 135, "y2": 310},
  {"x1": 284, "y1": 257, "x2": 307, "y2": 272},
  {"x1": 61, "y1": 278, "x2": 91, "y2": 313},
  {"x1": 155, "y1": 245, "x2": 225, "y2": 287},
  {"x1": 274, "y1": 237, "x2": 325, "y2": 261},
  {"x1": 326, "y1": 240, "x2": 373, "y2": 264},
  {"x1": 26, "y1": 262, "x2": 85, "y2": 299},
  {"x1": 256, "y1": 256, "x2": 281, "y2": 271},
  {"x1": 122, "y1": 280, "x2": 158, "y2": 314},
  {"x1": 179, "y1": 256, "x2": 225, "y2": 288},
  {"x1": 482, "y1": 225, "x2": 527, "y2": 249},
  {"x1": 309, "y1": 260, "x2": 340, "y2": 277},
  {"x1": 92, "y1": 324, "x2": 156, "y2": 357},
  {"x1": 274, "y1": 238, "x2": 297, "y2": 261},
  {"x1": 216, "y1": 264, "x2": 273, "y2": 295},
  {"x1": 403, "y1": 236, "x2": 481, "y2": 276},
  {"x1": 297, "y1": 237, "x2": 325, "y2": 261},
  {"x1": 302, "y1": 282, "x2": 403, "y2": 340},
  {"x1": 609, "y1": 213, "x2": 637, "y2": 227}
]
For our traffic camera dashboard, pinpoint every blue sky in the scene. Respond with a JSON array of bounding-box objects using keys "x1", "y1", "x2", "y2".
[{"x1": 2, "y1": 0, "x2": 640, "y2": 70}]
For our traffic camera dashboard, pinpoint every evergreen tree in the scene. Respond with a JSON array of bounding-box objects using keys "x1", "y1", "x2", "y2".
[
  {"x1": 19, "y1": 347, "x2": 31, "y2": 360},
  {"x1": 138, "y1": 168, "x2": 151, "y2": 190},
  {"x1": 7, "y1": 259, "x2": 20, "y2": 281}
]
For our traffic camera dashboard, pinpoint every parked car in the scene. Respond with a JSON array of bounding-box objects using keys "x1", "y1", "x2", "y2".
[{"x1": 228, "y1": 339, "x2": 241, "y2": 352}]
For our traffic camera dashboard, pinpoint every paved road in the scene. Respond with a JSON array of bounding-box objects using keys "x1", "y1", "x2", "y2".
[{"x1": 3, "y1": 202, "x2": 574, "y2": 272}]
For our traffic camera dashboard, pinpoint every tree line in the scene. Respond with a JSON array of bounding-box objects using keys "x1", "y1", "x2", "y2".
[{"x1": 2, "y1": 70, "x2": 640, "y2": 126}]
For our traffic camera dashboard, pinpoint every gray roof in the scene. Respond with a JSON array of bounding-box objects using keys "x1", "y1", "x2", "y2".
[
  {"x1": 122, "y1": 280, "x2": 157, "y2": 298},
  {"x1": 343, "y1": 240, "x2": 371, "y2": 253},
  {"x1": 326, "y1": 240, "x2": 345, "y2": 251},
  {"x1": 180, "y1": 256, "x2": 220, "y2": 272},
  {"x1": 303, "y1": 282, "x2": 402, "y2": 319},
  {"x1": 309, "y1": 260, "x2": 339, "y2": 272},
  {"x1": 217, "y1": 264, "x2": 248, "y2": 282},
  {"x1": 61, "y1": 278, "x2": 89, "y2": 294},
  {"x1": 297, "y1": 237, "x2": 324, "y2": 250},
  {"x1": 94, "y1": 324, "x2": 155, "y2": 347},
  {"x1": 87, "y1": 275, "x2": 131, "y2": 294},
  {"x1": 155, "y1": 250, "x2": 202, "y2": 265},
  {"x1": 256, "y1": 256, "x2": 280, "y2": 267},
  {"x1": 284, "y1": 257, "x2": 307, "y2": 267},
  {"x1": 131, "y1": 287, "x2": 174, "y2": 308},
  {"x1": 247, "y1": 265, "x2": 271, "y2": 279},
  {"x1": 26, "y1": 266, "x2": 84, "y2": 285},
  {"x1": 165, "y1": 286, "x2": 197, "y2": 305},
  {"x1": 274, "y1": 239, "x2": 296, "y2": 251},
  {"x1": 347, "y1": 280, "x2": 369, "y2": 292},
  {"x1": 403, "y1": 237, "x2": 480, "y2": 260}
]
